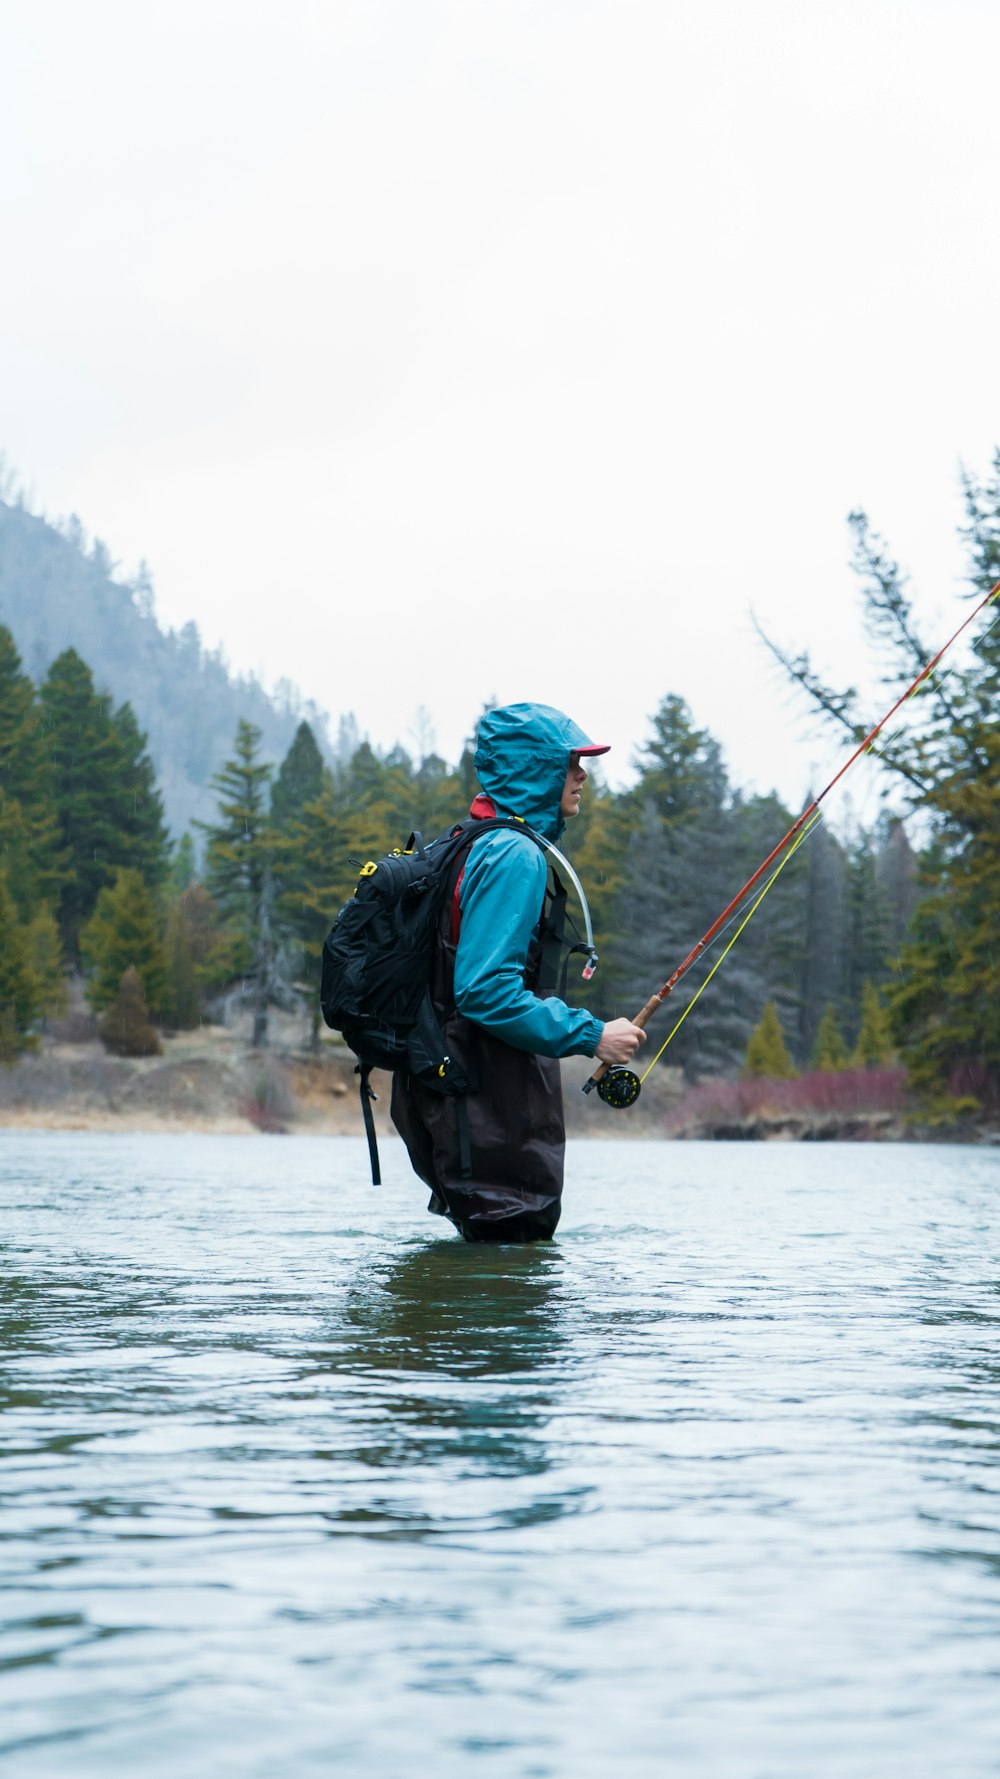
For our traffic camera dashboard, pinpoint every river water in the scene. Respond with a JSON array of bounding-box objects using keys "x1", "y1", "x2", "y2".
[{"x1": 2, "y1": 1131, "x2": 1000, "y2": 1778}]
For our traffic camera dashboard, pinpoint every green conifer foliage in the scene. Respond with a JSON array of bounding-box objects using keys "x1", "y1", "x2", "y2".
[
  {"x1": 0, "y1": 868, "x2": 42, "y2": 1059},
  {"x1": 565, "y1": 769, "x2": 630, "y2": 1009},
  {"x1": 110, "y1": 701, "x2": 170, "y2": 884},
  {"x1": 275, "y1": 775, "x2": 349, "y2": 1046},
  {"x1": 742, "y1": 1001, "x2": 798, "y2": 1078},
  {"x1": 168, "y1": 832, "x2": 197, "y2": 894},
  {"x1": 842, "y1": 834, "x2": 891, "y2": 1038},
  {"x1": 163, "y1": 899, "x2": 199, "y2": 1030},
  {"x1": 200, "y1": 720, "x2": 277, "y2": 1046},
  {"x1": 336, "y1": 740, "x2": 417, "y2": 861},
  {"x1": 797, "y1": 818, "x2": 847, "y2": 1059},
  {"x1": 812, "y1": 1003, "x2": 849, "y2": 1070},
  {"x1": 98, "y1": 965, "x2": 163, "y2": 1058},
  {"x1": 270, "y1": 724, "x2": 338, "y2": 1043},
  {"x1": 23, "y1": 905, "x2": 68, "y2": 1021},
  {"x1": 162, "y1": 884, "x2": 231, "y2": 1028},
  {"x1": 270, "y1": 721, "x2": 327, "y2": 833},
  {"x1": 889, "y1": 720, "x2": 1000, "y2": 1109},
  {"x1": 0, "y1": 626, "x2": 67, "y2": 918},
  {"x1": 630, "y1": 694, "x2": 727, "y2": 828},
  {"x1": 852, "y1": 979, "x2": 895, "y2": 1069},
  {"x1": 760, "y1": 451, "x2": 1000, "y2": 1112},
  {"x1": 40, "y1": 649, "x2": 167, "y2": 953},
  {"x1": 80, "y1": 868, "x2": 168, "y2": 1017}
]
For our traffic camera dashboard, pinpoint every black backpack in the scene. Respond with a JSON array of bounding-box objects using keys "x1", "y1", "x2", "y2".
[{"x1": 320, "y1": 817, "x2": 543, "y2": 1183}]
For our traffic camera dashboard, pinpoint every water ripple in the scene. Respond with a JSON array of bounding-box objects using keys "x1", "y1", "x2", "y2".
[{"x1": 1, "y1": 1131, "x2": 1000, "y2": 1776}]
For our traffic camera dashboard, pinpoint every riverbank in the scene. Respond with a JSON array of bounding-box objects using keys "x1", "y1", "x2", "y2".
[
  {"x1": 0, "y1": 1024, "x2": 360, "y2": 1135},
  {"x1": 0, "y1": 1033, "x2": 683, "y2": 1138},
  {"x1": 1, "y1": 1022, "x2": 994, "y2": 1142}
]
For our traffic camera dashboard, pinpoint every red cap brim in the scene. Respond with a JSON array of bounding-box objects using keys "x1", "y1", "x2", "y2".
[{"x1": 575, "y1": 743, "x2": 611, "y2": 756}]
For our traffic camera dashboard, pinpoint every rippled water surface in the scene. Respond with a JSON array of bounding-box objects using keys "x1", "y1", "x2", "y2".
[{"x1": 3, "y1": 1132, "x2": 1000, "y2": 1777}]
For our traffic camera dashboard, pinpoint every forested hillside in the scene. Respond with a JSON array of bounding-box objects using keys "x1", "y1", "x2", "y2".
[
  {"x1": 0, "y1": 494, "x2": 351, "y2": 833},
  {"x1": 1, "y1": 454, "x2": 996, "y2": 1116},
  {"x1": 0, "y1": 622, "x2": 920, "y2": 1087}
]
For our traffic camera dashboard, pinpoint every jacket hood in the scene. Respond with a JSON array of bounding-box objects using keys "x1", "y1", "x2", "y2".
[{"x1": 473, "y1": 702, "x2": 604, "y2": 840}]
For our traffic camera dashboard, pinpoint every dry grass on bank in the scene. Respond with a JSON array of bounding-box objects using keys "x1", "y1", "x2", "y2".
[
  {"x1": 0, "y1": 1016, "x2": 686, "y2": 1140},
  {"x1": 3, "y1": 1018, "x2": 993, "y2": 1143},
  {"x1": 0, "y1": 1022, "x2": 364, "y2": 1136}
]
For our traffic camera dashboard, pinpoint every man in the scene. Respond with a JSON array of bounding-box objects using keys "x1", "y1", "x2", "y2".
[{"x1": 390, "y1": 701, "x2": 645, "y2": 1243}]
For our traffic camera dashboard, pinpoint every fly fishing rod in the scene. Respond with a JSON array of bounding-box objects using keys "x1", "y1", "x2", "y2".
[{"x1": 584, "y1": 577, "x2": 1000, "y2": 1108}]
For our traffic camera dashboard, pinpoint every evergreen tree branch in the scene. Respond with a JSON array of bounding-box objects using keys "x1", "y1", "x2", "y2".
[
  {"x1": 751, "y1": 614, "x2": 931, "y2": 794},
  {"x1": 848, "y1": 510, "x2": 988, "y2": 775}
]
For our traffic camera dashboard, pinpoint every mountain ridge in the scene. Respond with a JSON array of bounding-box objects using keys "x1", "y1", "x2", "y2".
[{"x1": 0, "y1": 495, "x2": 353, "y2": 835}]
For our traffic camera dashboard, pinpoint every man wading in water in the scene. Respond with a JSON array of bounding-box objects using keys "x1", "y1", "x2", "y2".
[{"x1": 390, "y1": 702, "x2": 645, "y2": 1243}]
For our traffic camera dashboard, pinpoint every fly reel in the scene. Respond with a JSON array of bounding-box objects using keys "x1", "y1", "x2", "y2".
[{"x1": 596, "y1": 1066, "x2": 641, "y2": 1109}]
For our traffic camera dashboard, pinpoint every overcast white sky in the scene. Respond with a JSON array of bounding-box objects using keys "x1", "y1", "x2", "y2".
[{"x1": 2, "y1": 0, "x2": 998, "y2": 819}]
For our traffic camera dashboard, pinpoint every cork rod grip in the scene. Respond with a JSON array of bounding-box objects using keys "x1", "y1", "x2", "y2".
[{"x1": 587, "y1": 991, "x2": 665, "y2": 1088}]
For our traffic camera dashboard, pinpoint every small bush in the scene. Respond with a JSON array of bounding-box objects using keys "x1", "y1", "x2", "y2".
[
  {"x1": 743, "y1": 1002, "x2": 797, "y2": 1078},
  {"x1": 98, "y1": 966, "x2": 163, "y2": 1058},
  {"x1": 241, "y1": 1060, "x2": 294, "y2": 1133}
]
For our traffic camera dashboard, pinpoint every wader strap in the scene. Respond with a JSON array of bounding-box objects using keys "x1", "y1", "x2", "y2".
[
  {"x1": 455, "y1": 1095, "x2": 472, "y2": 1180},
  {"x1": 356, "y1": 1065, "x2": 381, "y2": 1186}
]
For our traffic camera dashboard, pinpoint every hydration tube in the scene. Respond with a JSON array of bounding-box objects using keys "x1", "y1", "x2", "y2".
[{"x1": 536, "y1": 835, "x2": 599, "y2": 980}]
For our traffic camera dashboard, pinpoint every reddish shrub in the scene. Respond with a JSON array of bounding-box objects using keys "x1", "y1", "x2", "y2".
[
  {"x1": 664, "y1": 1067, "x2": 909, "y2": 1135},
  {"x1": 240, "y1": 1062, "x2": 294, "y2": 1134}
]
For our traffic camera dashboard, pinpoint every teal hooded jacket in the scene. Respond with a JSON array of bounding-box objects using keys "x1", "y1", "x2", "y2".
[{"x1": 453, "y1": 703, "x2": 605, "y2": 1058}]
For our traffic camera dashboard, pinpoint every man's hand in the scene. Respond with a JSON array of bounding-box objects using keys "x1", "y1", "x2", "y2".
[{"x1": 595, "y1": 1018, "x2": 648, "y2": 1064}]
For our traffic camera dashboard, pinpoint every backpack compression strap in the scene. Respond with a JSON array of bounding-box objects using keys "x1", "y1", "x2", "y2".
[{"x1": 356, "y1": 1065, "x2": 381, "y2": 1186}]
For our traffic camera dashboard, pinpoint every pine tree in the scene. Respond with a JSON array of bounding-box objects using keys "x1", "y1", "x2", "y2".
[
  {"x1": 270, "y1": 721, "x2": 327, "y2": 833},
  {"x1": 812, "y1": 1004, "x2": 849, "y2": 1070},
  {"x1": 842, "y1": 832, "x2": 890, "y2": 1039},
  {"x1": 409, "y1": 750, "x2": 463, "y2": 837},
  {"x1": 727, "y1": 789, "x2": 809, "y2": 1055},
  {"x1": 606, "y1": 712, "x2": 771, "y2": 1080},
  {"x1": 168, "y1": 832, "x2": 197, "y2": 894},
  {"x1": 852, "y1": 979, "x2": 895, "y2": 1069},
  {"x1": 0, "y1": 626, "x2": 67, "y2": 919},
  {"x1": 758, "y1": 453, "x2": 1000, "y2": 1112},
  {"x1": 742, "y1": 1001, "x2": 798, "y2": 1078},
  {"x1": 630, "y1": 694, "x2": 727, "y2": 828},
  {"x1": 163, "y1": 897, "x2": 199, "y2": 1029},
  {"x1": 98, "y1": 965, "x2": 163, "y2": 1058},
  {"x1": 564, "y1": 768, "x2": 630, "y2": 1013},
  {"x1": 797, "y1": 817, "x2": 848, "y2": 1060},
  {"x1": 39, "y1": 649, "x2": 167, "y2": 953},
  {"x1": 0, "y1": 868, "x2": 41, "y2": 1060},
  {"x1": 162, "y1": 884, "x2": 231, "y2": 1029},
  {"x1": 23, "y1": 905, "x2": 68, "y2": 1022},
  {"x1": 80, "y1": 868, "x2": 169, "y2": 1017},
  {"x1": 335, "y1": 740, "x2": 417, "y2": 860},
  {"x1": 274, "y1": 771, "x2": 355, "y2": 1047},
  {"x1": 878, "y1": 817, "x2": 918, "y2": 955},
  {"x1": 200, "y1": 719, "x2": 282, "y2": 1046},
  {"x1": 110, "y1": 701, "x2": 170, "y2": 885},
  {"x1": 888, "y1": 719, "x2": 1000, "y2": 1111}
]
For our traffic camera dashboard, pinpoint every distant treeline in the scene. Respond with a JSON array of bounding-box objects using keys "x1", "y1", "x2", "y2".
[
  {"x1": 1, "y1": 449, "x2": 997, "y2": 1115},
  {"x1": 0, "y1": 485, "x2": 357, "y2": 834},
  {"x1": 0, "y1": 622, "x2": 972, "y2": 1106}
]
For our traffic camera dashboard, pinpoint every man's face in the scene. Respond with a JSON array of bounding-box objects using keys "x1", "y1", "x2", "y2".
[{"x1": 560, "y1": 753, "x2": 588, "y2": 819}]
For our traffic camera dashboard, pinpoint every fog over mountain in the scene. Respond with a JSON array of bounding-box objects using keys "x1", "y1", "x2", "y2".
[{"x1": 0, "y1": 492, "x2": 357, "y2": 834}]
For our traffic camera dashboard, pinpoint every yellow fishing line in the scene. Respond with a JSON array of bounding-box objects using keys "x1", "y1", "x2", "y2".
[{"x1": 638, "y1": 811, "x2": 823, "y2": 1083}]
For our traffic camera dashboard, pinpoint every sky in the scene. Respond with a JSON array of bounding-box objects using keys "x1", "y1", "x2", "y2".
[{"x1": 2, "y1": 0, "x2": 998, "y2": 824}]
